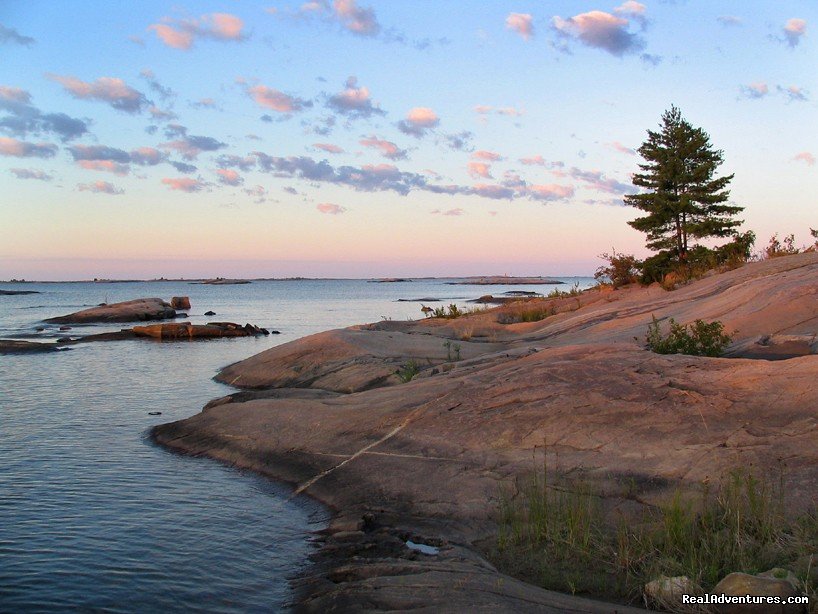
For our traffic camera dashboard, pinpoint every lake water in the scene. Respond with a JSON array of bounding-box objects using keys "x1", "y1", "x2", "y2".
[{"x1": 0, "y1": 276, "x2": 593, "y2": 611}]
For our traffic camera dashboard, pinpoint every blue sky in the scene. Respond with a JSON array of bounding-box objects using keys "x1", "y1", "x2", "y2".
[{"x1": 1, "y1": 1, "x2": 815, "y2": 279}]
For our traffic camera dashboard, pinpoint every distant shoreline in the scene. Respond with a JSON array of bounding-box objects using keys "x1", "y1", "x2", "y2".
[{"x1": 0, "y1": 275, "x2": 590, "y2": 284}]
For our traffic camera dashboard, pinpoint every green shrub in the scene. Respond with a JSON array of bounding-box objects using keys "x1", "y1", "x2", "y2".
[
  {"x1": 595, "y1": 250, "x2": 642, "y2": 288},
  {"x1": 396, "y1": 360, "x2": 420, "y2": 382},
  {"x1": 432, "y1": 303, "x2": 464, "y2": 319},
  {"x1": 646, "y1": 316, "x2": 732, "y2": 357}
]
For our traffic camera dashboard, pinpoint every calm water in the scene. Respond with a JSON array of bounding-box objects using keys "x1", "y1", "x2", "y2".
[{"x1": 0, "y1": 277, "x2": 592, "y2": 612}]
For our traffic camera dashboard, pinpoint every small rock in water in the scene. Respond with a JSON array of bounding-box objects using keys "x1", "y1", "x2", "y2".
[
  {"x1": 148, "y1": 411, "x2": 162, "y2": 416},
  {"x1": 204, "y1": 310, "x2": 216, "y2": 316},
  {"x1": 57, "y1": 337, "x2": 72, "y2": 343},
  {"x1": 270, "y1": 330, "x2": 281, "y2": 334},
  {"x1": 170, "y1": 296, "x2": 191, "y2": 310},
  {"x1": 59, "y1": 326, "x2": 72, "y2": 331},
  {"x1": 35, "y1": 327, "x2": 45, "y2": 332}
]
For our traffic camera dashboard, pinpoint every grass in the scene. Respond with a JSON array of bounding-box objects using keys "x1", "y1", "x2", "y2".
[
  {"x1": 443, "y1": 339, "x2": 461, "y2": 361},
  {"x1": 646, "y1": 316, "x2": 732, "y2": 357},
  {"x1": 492, "y1": 452, "x2": 818, "y2": 609}
]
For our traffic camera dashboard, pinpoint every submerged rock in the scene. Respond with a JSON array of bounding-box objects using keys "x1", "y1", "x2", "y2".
[
  {"x1": 45, "y1": 298, "x2": 176, "y2": 324},
  {"x1": 0, "y1": 339, "x2": 61, "y2": 354}
]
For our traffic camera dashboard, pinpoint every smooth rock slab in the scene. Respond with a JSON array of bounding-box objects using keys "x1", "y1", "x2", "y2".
[{"x1": 44, "y1": 298, "x2": 176, "y2": 324}]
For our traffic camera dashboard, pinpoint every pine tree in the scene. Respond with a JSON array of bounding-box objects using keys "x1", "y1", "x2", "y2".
[{"x1": 625, "y1": 106, "x2": 743, "y2": 260}]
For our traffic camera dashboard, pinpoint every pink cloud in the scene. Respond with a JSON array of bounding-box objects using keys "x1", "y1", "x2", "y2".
[
  {"x1": 506, "y1": 13, "x2": 534, "y2": 40},
  {"x1": 474, "y1": 105, "x2": 523, "y2": 117},
  {"x1": 314, "y1": 143, "x2": 345, "y2": 154},
  {"x1": 148, "y1": 13, "x2": 246, "y2": 50},
  {"x1": 359, "y1": 136, "x2": 407, "y2": 160},
  {"x1": 472, "y1": 150, "x2": 502, "y2": 161},
  {"x1": 247, "y1": 85, "x2": 310, "y2": 113},
  {"x1": 0, "y1": 137, "x2": 57, "y2": 158},
  {"x1": 161, "y1": 177, "x2": 204, "y2": 192},
  {"x1": 526, "y1": 184, "x2": 575, "y2": 201},
  {"x1": 607, "y1": 141, "x2": 635, "y2": 156},
  {"x1": 784, "y1": 18, "x2": 807, "y2": 47},
  {"x1": 519, "y1": 155, "x2": 546, "y2": 166},
  {"x1": 0, "y1": 86, "x2": 31, "y2": 103},
  {"x1": 47, "y1": 75, "x2": 148, "y2": 113},
  {"x1": 467, "y1": 161, "x2": 492, "y2": 179},
  {"x1": 216, "y1": 168, "x2": 243, "y2": 185},
  {"x1": 327, "y1": 76, "x2": 383, "y2": 118},
  {"x1": 793, "y1": 152, "x2": 815, "y2": 166},
  {"x1": 397, "y1": 106, "x2": 440, "y2": 137},
  {"x1": 317, "y1": 202, "x2": 346, "y2": 214},
  {"x1": 77, "y1": 160, "x2": 129, "y2": 175},
  {"x1": 552, "y1": 10, "x2": 644, "y2": 56},
  {"x1": 78, "y1": 180, "x2": 123, "y2": 195},
  {"x1": 130, "y1": 147, "x2": 166, "y2": 166},
  {"x1": 148, "y1": 24, "x2": 193, "y2": 49},
  {"x1": 333, "y1": 0, "x2": 380, "y2": 36},
  {"x1": 742, "y1": 82, "x2": 769, "y2": 99}
]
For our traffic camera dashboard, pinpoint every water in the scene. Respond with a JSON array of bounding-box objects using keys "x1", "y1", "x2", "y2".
[{"x1": 0, "y1": 277, "x2": 593, "y2": 611}]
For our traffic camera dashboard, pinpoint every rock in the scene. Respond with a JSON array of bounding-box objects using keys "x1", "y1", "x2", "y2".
[
  {"x1": 148, "y1": 411, "x2": 162, "y2": 416},
  {"x1": 198, "y1": 279, "x2": 250, "y2": 285},
  {"x1": 644, "y1": 576, "x2": 699, "y2": 608},
  {"x1": 175, "y1": 313, "x2": 188, "y2": 318},
  {"x1": 0, "y1": 339, "x2": 60, "y2": 354},
  {"x1": 204, "y1": 310, "x2": 216, "y2": 316},
  {"x1": 757, "y1": 568, "x2": 802, "y2": 592},
  {"x1": 59, "y1": 326, "x2": 72, "y2": 331},
  {"x1": 56, "y1": 337, "x2": 72, "y2": 343},
  {"x1": 152, "y1": 253, "x2": 818, "y2": 614},
  {"x1": 35, "y1": 327, "x2": 44, "y2": 332},
  {"x1": 171, "y1": 296, "x2": 191, "y2": 310},
  {"x1": 132, "y1": 322, "x2": 269, "y2": 340},
  {"x1": 0, "y1": 289, "x2": 40, "y2": 295},
  {"x1": 45, "y1": 298, "x2": 176, "y2": 324},
  {"x1": 711, "y1": 572, "x2": 805, "y2": 613}
]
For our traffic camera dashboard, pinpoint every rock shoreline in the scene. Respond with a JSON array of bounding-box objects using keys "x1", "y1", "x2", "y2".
[{"x1": 152, "y1": 253, "x2": 818, "y2": 611}]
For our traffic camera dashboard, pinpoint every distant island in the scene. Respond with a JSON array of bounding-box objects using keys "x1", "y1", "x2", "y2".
[{"x1": 447, "y1": 275, "x2": 563, "y2": 285}]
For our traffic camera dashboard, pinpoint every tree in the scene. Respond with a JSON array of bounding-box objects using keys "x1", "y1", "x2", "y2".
[{"x1": 625, "y1": 106, "x2": 743, "y2": 261}]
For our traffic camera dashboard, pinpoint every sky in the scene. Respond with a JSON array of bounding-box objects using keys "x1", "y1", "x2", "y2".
[{"x1": 0, "y1": 1, "x2": 815, "y2": 280}]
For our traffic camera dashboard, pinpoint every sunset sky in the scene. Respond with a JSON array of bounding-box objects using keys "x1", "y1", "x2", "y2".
[{"x1": 1, "y1": 1, "x2": 815, "y2": 279}]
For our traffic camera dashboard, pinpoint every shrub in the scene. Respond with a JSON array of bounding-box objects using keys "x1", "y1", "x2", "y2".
[
  {"x1": 646, "y1": 316, "x2": 732, "y2": 357},
  {"x1": 640, "y1": 250, "x2": 676, "y2": 285},
  {"x1": 396, "y1": 360, "x2": 420, "y2": 382},
  {"x1": 715, "y1": 231, "x2": 756, "y2": 267},
  {"x1": 431, "y1": 303, "x2": 464, "y2": 319},
  {"x1": 765, "y1": 233, "x2": 799, "y2": 259},
  {"x1": 595, "y1": 250, "x2": 642, "y2": 288}
]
